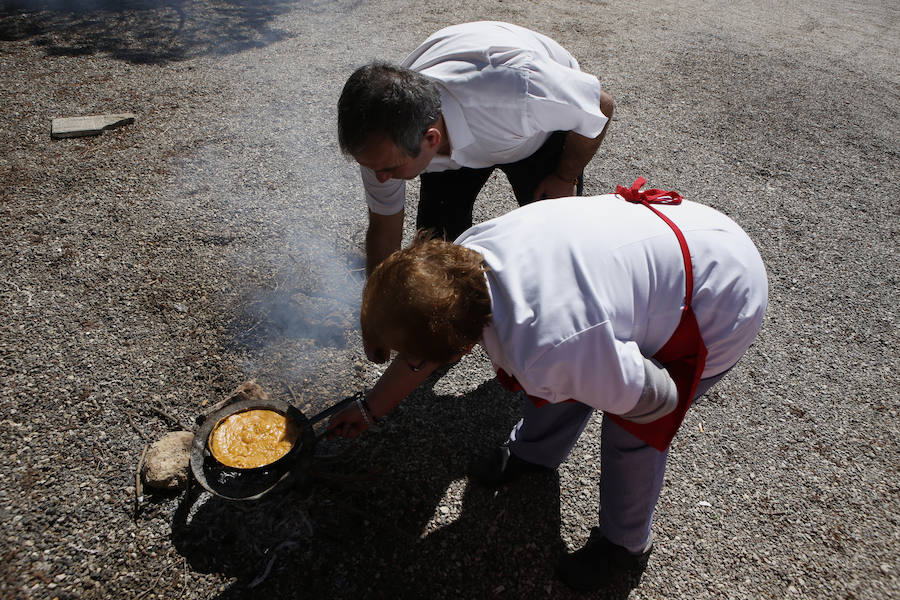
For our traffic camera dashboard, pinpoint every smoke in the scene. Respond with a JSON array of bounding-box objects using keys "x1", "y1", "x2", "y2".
[
  {"x1": 230, "y1": 234, "x2": 365, "y2": 352},
  {"x1": 8, "y1": 0, "x2": 380, "y2": 387}
]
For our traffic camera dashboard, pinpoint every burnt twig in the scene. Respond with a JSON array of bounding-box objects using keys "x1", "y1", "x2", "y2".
[
  {"x1": 179, "y1": 557, "x2": 188, "y2": 599},
  {"x1": 283, "y1": 381, "x2": 299, "y2": 405},
  {"x1": 134, "y1": 563, "x2": 171, "y2": 600},
  {"x1": 248, "y1": 539, "x2": 302, "y2": 588},
  {"x1": 150, "y1": 402, "x2": 193, "y2": 432},
  {"x1": 135, "y1": 443, "x2": 148, "y2": 521},
  {"x1": 125, "y1": 410, "x2": 149, "y2": 441}
]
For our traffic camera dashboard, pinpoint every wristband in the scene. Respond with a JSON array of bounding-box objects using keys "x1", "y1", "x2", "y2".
[
  {"x1": 355, "y1": 397, "x2": 371, "y2": 426},
  {"x1": 361, "y1": 397, "x2": 378, "y2": 421}
]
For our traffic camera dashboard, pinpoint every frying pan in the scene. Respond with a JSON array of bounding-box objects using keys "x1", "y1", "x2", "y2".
[{"x1": 189, "y1": 392, "x2": 361, "y2": 500}]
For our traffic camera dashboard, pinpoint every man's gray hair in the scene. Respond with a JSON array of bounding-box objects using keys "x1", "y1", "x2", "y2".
[{"x1": 338, "y1": 62, "x2": 442, "y2": 158}]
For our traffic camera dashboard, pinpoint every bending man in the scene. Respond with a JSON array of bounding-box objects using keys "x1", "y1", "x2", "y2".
[
  {"x1": 337, "y1": 21, "x2": 614, "y2": 274},
  {"x1": 328, "y1": 179, "x2": 768, "y2": 591}
]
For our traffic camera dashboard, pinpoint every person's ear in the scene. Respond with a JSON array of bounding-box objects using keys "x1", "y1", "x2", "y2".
[{"x1": 423, "y1": 127, "x2": 441, "y2": 150}]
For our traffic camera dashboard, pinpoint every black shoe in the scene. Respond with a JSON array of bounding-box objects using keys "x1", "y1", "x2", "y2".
[
  {"x1": 467, "y1": 443, "x2": 553, "y2": 486},
  {"x1": 556, "y1": 528, "x2": 652, "y2": 592}
]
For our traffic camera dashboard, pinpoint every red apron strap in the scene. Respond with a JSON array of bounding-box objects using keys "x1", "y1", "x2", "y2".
[
  {"x1": 497, "y1": 179, "x2": 707, "y2": 452},
  {"x1": 495, "y1": 368, "x2": 523, "y2": 394},
  {"x1": 617, "y1": 178, "x2": 693, "y2": 304},
  {"x1": 616, "y1": 177, "x2": 683, "y2": 205},
  {"x1": 606, "y1": 178, "x2": 708, "y2": 451}
]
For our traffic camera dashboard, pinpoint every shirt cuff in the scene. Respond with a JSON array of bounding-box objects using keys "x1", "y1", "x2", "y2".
[{"x1": 361, "y1": 165, "x2": 406, "y2": 215}]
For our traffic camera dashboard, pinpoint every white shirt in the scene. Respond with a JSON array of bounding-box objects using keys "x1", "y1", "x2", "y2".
[
  {"x1": 363, "y1": 21, "x2": 610, "y2": 215},
  {"x1": 456, "y1": 195, "x2": 769, "y2": 415}
]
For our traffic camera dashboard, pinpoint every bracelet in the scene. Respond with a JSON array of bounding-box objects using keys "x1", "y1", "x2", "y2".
[
  {"x1": 361, "y1": 397, "x2": 378, "y2": 422},
  {"x1": 355, "y1": 397, "x2": 371, "y2": 426}
]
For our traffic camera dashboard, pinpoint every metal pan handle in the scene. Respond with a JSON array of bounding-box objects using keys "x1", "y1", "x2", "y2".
[{"x1": 305, "y1": 390, "x2": 365, "y2": 428}]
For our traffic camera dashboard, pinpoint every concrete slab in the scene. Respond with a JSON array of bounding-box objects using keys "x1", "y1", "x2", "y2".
[{"x1": 50, "y1": 113, "x2": 135, "y2": 139}]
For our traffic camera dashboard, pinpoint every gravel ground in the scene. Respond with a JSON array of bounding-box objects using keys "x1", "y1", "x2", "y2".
[{"x1": 1, "y1": 0, "x2": 898, "y2": 598}]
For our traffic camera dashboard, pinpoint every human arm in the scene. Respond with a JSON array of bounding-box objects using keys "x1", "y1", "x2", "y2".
[
  {"x1": 532, "y1": 90, "x2": 615, "y2": 201},
  {"x1": 366, "y1": 209, "x2": 404, "y2": 275},
  {"x1": 522, "y1": 323, "x2": 678, "y2": 421},
  {"x1": 620, "y1": 357, "x2": 678, "y2": 423},
  {"x1": 326, "y1": 357, "x2": 440, "y2": 439},
  {"x1": 521, "y1": 340, "x2": 677, "y2": 423},
  {"x1": 359, "y1": 165, "x2": 406, "y2": 274},
  {"x1": 516, "y1": 318, "x2": 653, "y2": 412}
]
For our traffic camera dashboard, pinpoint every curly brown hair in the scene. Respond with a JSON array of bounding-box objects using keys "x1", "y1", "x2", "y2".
[{"x1": 361, "y1": 232, "x2": 492, "y2": 364}]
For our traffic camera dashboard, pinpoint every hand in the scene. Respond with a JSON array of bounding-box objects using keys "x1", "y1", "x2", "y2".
[
  {"x1": 326, "y1": 405, "x2": 370, "y2": 440},
  {"x1": 532, "y1": 172, "x2": 577, "y2": 202}
]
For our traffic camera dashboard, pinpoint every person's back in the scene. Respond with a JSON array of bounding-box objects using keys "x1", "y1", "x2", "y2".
[
  {"x1": 402, "y1": 21, "x2": 606, "y2": 169},
  {"x1": 404, "y1": 21, "x2": 580, "y2": 71},
  {"x1": 458, "y1": 194, "x2": 768, "y2": 408}
]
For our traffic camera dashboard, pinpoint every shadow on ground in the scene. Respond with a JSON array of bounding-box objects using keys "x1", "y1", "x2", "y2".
[
  {"x1": 169, "y1": 376, "x2": 646, "y2": 599},
  {"x1": 0, "y1": 0, "x2": 322, "y2": 64}
]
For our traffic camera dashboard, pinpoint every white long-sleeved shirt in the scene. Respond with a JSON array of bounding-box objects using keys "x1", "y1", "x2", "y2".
[
  {"x1": 363, "y1": 21, "x2": 609, "y2": 215},
  {"x1": 457, "y1": 194, "x2": 768, "y2": 415}
]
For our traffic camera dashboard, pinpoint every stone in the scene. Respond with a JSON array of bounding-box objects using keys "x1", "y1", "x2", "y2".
[
  {"x1": 141, "y1": 431, "x2": 194, "y2": 491},
  {"x1": 50, "y1": 113, "x2": 135, "y2": 139},
  {"x1": 204, "y1": 380, "x2": 269, "y2": 415}
]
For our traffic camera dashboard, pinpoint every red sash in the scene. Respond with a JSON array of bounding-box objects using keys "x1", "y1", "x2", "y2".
[{"x1": 495, "y1": 178, "x2": 708, "y2": 451}]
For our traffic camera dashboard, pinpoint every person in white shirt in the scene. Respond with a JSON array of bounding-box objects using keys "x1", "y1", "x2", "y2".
[
  {"x1": 327, "y1": 183, "x2": 768, "y2": 591},
  {"x1": 337, "y1": 21, "x2": 613, "y2": 274}
]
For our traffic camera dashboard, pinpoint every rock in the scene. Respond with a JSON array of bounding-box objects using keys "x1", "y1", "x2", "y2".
[
  {"x1": 205, "y1": 380, "x2": 269, "y2": 416},
  {"x1": 141, "y1": 431, "x2": 194, "y2": 491},
  {"x1": 228, "y1": 381, "x2": 270, "y2": 402},
  {"x1": 50, "y1": 113, "x2": 135, "y2": 139},
  {"x1": 194, "y1": 381, "x2": 272, "y2": 428}
]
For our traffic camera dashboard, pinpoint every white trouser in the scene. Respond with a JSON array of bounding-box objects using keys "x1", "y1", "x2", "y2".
[{"x1": 507, "y1": 372, "x2": 727, "y2": 554}]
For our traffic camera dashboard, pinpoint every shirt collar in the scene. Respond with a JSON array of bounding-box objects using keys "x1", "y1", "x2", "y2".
[{"x1": 437, "y1": 85, "x2": 475, "y2": 156}]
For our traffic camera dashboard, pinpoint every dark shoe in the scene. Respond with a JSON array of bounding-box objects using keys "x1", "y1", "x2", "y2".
[
  {"x1": 556, "y1": 528, "x2": 652, "y2": 592},
  {"x1": 467, "y1": 443, "x2": 553, "y2": 486}
]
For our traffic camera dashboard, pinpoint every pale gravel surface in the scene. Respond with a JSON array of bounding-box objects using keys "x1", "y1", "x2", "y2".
[{"x1": 1, "y1": 1, "x2": 898, "y2": 599}]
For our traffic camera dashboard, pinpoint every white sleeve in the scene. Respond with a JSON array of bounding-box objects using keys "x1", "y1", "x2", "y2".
[
  {"x1": 522, "y1": 56, "x2": 609, "y2": 138},
  {"x1": 519, "y1": 321, "x2": 645, "y2": 414},
  {"x1": 621, "y1": 357, "x2": 678, "y2": 423},
  {"x1": 360, "y1": 166, "x2": 406, "y2": 215}
]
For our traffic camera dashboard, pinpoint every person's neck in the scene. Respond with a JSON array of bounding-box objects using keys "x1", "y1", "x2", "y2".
[{"x1": 436, "y1": 115, "x2": 451, "y2": 155}]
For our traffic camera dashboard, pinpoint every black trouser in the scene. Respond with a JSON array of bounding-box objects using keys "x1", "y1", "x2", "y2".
[{"x1": 416, "y1": 131, "x2": 585, "y2": 241}]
